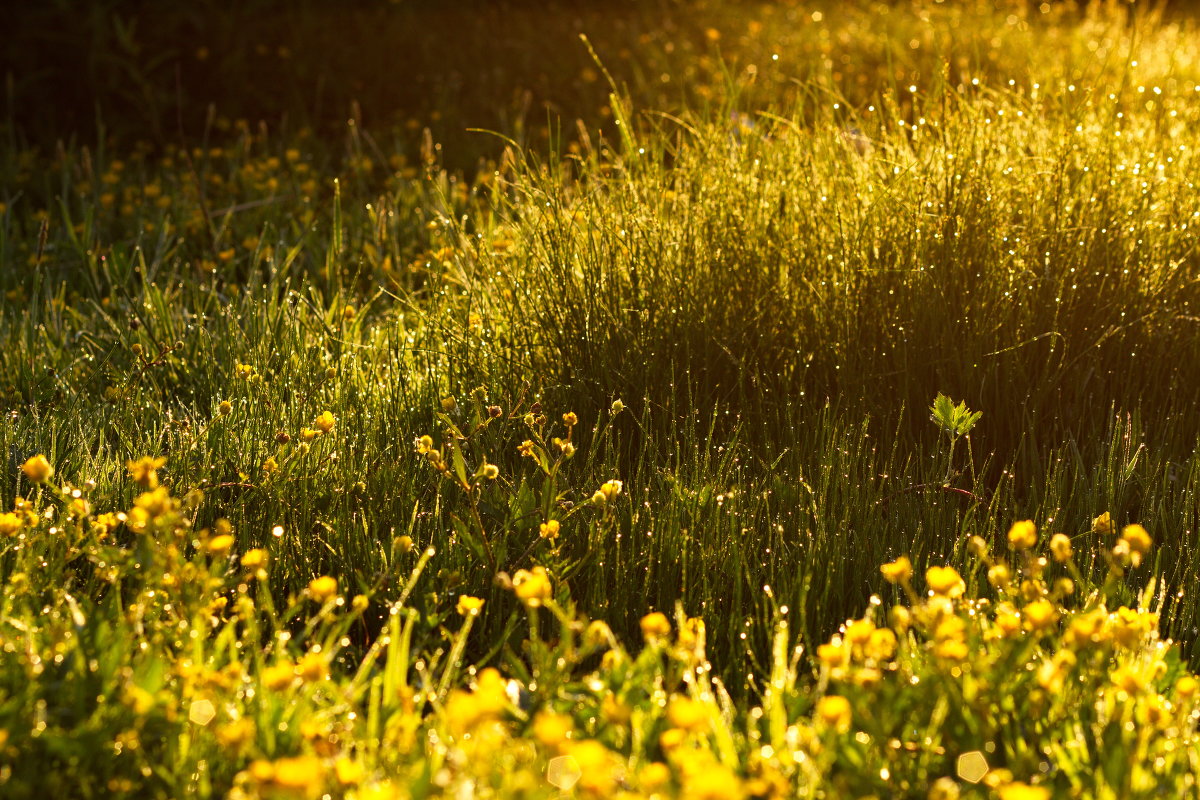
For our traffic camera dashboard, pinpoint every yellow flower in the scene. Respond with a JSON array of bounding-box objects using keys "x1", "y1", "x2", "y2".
[
  {"x1": 218, "y1": 400, "x2": 233, "y2": 416},
  {"x1": 308, "y1": 575, "x2": 338, "y2": 602},
  {"x1": 234, "y1": 363, "x2": 255, "y2": 380},
  {"x1": 815, "y1": 695, "x2": 852, "y2": 733},
  {"x1": 1119, "y1": 524, "x2": 1151, "y2": 555},
  {"x1": 334, "y1": 757, "x2": 365, "y2": 785},
  {"x1": 206, "y1": 534, "x2": 235, "y2": 556},
  {"x1": 1007, "y1": 520, "x2": 1038, "y2": 551},
  {"x1": 1111, "y1": 666, "x2": 1145, "y2": 694},
  {"x1": 314, "y1": 411, "x2": 335, "y2": 434},
  {"x1": 640, "y1": 762, "x2": 672, "y2": 790},
  {"x1": 817, "y1": 639, "x2": 848, "y2": 668},
  {"x1": 0, "y1": 512, "x2": 22, "y2": 537},
  {"x1": 512, "y1": 566, "x2": 552, "y2": 607},
  {"x1": 126, "y1": 455, "x2": 168, "y2": 489},
  {"x1": 1110, "y1": 606, "x2": 1157, "y2": 648},
  {"x1": 667, "y1": 697, "x2": 708, "y2": 732},
  {"x1": 1064, "y1": 609, "x2": 1108, "y2": 648},
  {"x1": 241, "y1": 548, "x2": 268, "y2": 570},
  {"x1": 987, "y1": 563, "x2": 1012, "y2": 589},
  {"x1": 296, "y1": 651, "x2": 329, "y2": 683},
  {"x1": 865, "y1": 628, "x2": 897, "y2": 661},
  {"x1": 539, "y1": 519, "x2": 561, "y2": 540},
  {"x1": 925, "y1": 566, "x2": 966, "y2": 598},
  {"x1": 415, "y1": 434, "x2": 434, "y2": 454},
  {"x1": 932, "y1": 639, "x2": 969, "y2": 661},
  {"x1": 599, "y1": 479, "x2": 623, "y2": 501},
  {"x1": 262, "y1": 662, "x2": 296, "y2": 691},
  {"x1": 1175, "y1": 675, "x2": 1198, "y2": 700},
  {"x1": 262, "y1": 457, "x2": 279, "y2": 475},
  {"x1": 844, "y1": 618, "x2": 875, "y2": 647},
  {"x1": 997, "y1": 782, "x2": 1050, "y2": 800},
  {"x1": 640, "y1": 611, "x2": 671, "y2": 641},
  {"x1": 1023, "y1": 599, "x2": 1059, "y2": 633},
  {"x1": 480, "y1": 463, "x2": 500, "y2": 480},
  {"x1": 1049, "y1": 534, "x2": 1072, "y2": 562},
  {"x1": 531, "y1": 711, "x2": 573, "y2": 750},
  {"x1": 1091, "y1": 511, "x2": 1113, "y2": 536},
  {"x1": 880, "y1": 556, "x2": 913, "y2": 584},
  {"x1": 562, "y1": 411, "x2": 578, "y2": 426},
  {"x1": 299, "y1": 427, "x2": 321, "y2": 442},
  {"x1": 456, "y1": 595, "x2": 484, "y2": 616},
  {"x1": 270, "y1": 756, "x2": 326, "y2": 793},
  {"x1": 21, "y1": 454, "x2": 53, "y2": 484},
  {"x1": 682, "y1": 764, "x2": 743, "y2": 800}
]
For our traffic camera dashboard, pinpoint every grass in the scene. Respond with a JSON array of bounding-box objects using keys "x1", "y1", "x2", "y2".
[{"x1": 2, "y1": 0, "x2": 1200, "y2": 797}]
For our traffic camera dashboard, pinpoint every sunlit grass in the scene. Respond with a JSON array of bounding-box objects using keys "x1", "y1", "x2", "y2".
[{"x1": 3, "y1": 1, "x2": 1200, "y2": 797}]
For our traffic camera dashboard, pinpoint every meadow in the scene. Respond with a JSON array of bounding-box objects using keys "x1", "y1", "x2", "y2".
[{"x1": 2, "y1": 0, "x2": 1199, "y2": 797}]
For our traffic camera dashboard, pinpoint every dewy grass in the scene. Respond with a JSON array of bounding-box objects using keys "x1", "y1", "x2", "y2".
[{"x1": 2, "y1": 1, "x2": 1200, "y2": 797}]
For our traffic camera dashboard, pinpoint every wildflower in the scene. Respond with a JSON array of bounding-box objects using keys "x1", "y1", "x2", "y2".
[
  {"x1": 890, "y1": 605, "x2": 911, "y2": 633},
  {"x1": 241, "y1": 548, "x2": 268, "y2": 570},
  {"x1": 234, "y1": 363, "x2": 254, "y2": 380},
  {"x1": 562, "y1": 411, "x2": 578, "y2": 427},
  {"x1": 1049, "y1": 534, "x2": 1073, "y2": 562},
  {"x1": 314, "y1": 411, "x2": 335, "y2": 434},
  {"x1": 997, "y1": 783, "x2": 1050, "y2": 800},
  {"x1": 1023, "y1": 599, "x2": 1059, "y2": 633},
  {"x1": 517, "y1": 439, "x2": 536, "y2": 458},
  {"x1": 262, "y1": 663, "x2": 296, "y2": 690},
  {"x1": 296, "y1": 651, "x2": 329, "y2": 682},
  {"x1": 845, "y1": 618, "x2": 875, "y2": 647},
  {"x1": 308, "y1": 575, "x2": 338, "y2": 602},
  {"x1": 880, "y1": 556, "x2": 913, "y2": 584},
  {"x1": 987, "y1": 563, "x2": 1012, "y2": 589},
  {"x1": 1110, "y1": 606, "x2": 1157, "y2": 648},
  {"x1": 815, "y1": 695, "x2": 852, "y2": 733},
  {"x1": 334, "y1": 758, "x2": 365, "y2": 786},
  {"x1": 415, "y1": 435, "x2": 434, "y2": 454},
  {"x1": 480, "y1": 463, "x2": 500, "y2": 480},
  {"x1": 1111, "y1": 666, "x2": 1145, "y2": 695},
  {"x1": 440, "y1": 396, "x2": 457, "y2": 412},
  {"x1": 0, "y1": 513, "x2": 22, "y2": 537},
  {"x1": 865, "y1": 628, "x2": 897, "y2": 661},
  {"x1": 1119, "y1": 524, "x2": 1151, "y2": 557},
  {"x1": 262, "y1": 457, "x2": 279, "y2": 475},
  {"x1": 456, "y1": 595, "x2": 485, "y2": 616},
  {"x1": 611, "y1": 399, "x2": 625, "y2": 415},
  {"x1": 444, "y1": 668, "x2": 509, "y2": 732},
  {"x1": 817, "y1": 639, "x2": 849, "y2": 668},
  {"x1": 928, "y1": 777, "x2": 961, "y2": 800},
  {"x1": 269, "y1": 756, "x2": 326, "y2": 793},
  {"x1": 1175, "y1": 675, "x2": 1198, "y2": 700},
  {"x1": 667, "y1": 697, "x2": 708, "y2": 732},
  {"x1": 993, "y1": 604, "x2": 1022, "y2": 638},
  {"x1": 394, "y1": 535, "x2": 414, "y2": 553},
  {"x1": 512, "y1": 566, "x2": 552, "y2": 607},
  {"x1": 640, "y1": 762, "x2": 671, "y2": 790},
  {"x1": 640, "y1": 611, "x2": 671, "y2": 641},
  {"x1": 207, "y1": 534, "x2": 235, "y2": 556},
  {"x1": 1064, "y1": 609, "x2": 1108, "y2": 648},
  {"x1": 299, "y1": 427, "x2": 321, "y2": 442},
  {"x1": 1092, "y1": 511, "x2": 1114, "y2": 536},
  {"x1": 21, "y1": 454, "x2": 53, "y2": 484},
  {"x1": 598, "y1": 479, "x2": 623, "y2": 503},
  {"x1": 925, "y1": 566, "x2": 966, "y2": 598},
  {"x1": 539, "y1": 519, "x2": 561, "y2": 540},
  {"x1": 933, "y1": 639, "x2": 969, "y2": 661},
  {"x1": 532, "y1": 711, "x2": 573, "y2": 749},
  {"x1": 1007, "y1": 520, "x2": 1038, "y2": 551},
  {"x1": 352, "y1": 594, "x2": 369, "y2": 611}
]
